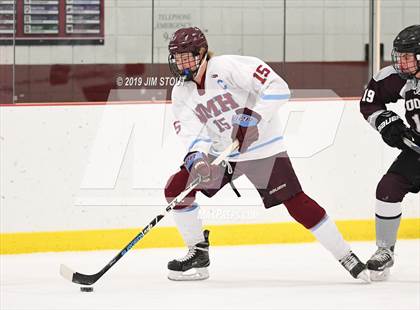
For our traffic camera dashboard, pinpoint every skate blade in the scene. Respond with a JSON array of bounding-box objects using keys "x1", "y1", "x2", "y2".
[
  {"x1": 168, "y1": 268, "x2": 209, "y2": 281},
  {"x1": 356, "y1": 269, "x2": 371, "y2": 283},
  {"x1": 369, "y1": 268, "x2": 390, "y2": 281}
]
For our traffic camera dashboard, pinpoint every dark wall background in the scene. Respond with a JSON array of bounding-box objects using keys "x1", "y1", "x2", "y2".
[{"x1": 0, "y1": 62, "x2": 373, "y2": 104}]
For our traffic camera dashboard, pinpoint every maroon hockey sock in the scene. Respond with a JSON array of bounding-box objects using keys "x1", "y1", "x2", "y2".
[
  {"x1": 283, "y1": 192, "x2": 326, "y2": 229},
  {"x1": 164, "y1": 167, "x2": 198, "y2": 209}
]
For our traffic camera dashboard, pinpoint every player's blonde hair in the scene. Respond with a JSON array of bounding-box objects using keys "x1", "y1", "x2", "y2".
[{"x1": 199, "y1": 47, "x2": 214, "y2": 60}]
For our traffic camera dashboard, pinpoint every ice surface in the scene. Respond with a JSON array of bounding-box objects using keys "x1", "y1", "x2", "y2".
[{"x1": 1, "y1": 240, "x2": 419, "y2": 310}]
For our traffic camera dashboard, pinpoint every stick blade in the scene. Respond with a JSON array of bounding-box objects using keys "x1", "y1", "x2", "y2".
[
  {"x1": 60, "y1": 264, "x2": 75, "y2": 282},
  {"x1": 60, "y1": 263, "x2": 101, "y2": 285}
]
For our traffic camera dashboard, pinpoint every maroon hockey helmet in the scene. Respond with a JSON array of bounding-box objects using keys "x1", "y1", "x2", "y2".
[
  {"x1": 168, "y1": 27, "x2": 208, "y2": 81},
  {"x1": 168, "y1": 27, "x2": 208, "y2": 55},
  {"x1": 391, "y1": 24, "x2": 420, "y2": 79}
]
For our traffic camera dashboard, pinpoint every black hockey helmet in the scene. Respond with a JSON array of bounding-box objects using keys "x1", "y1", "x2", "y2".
[
  {"x1": 168, "y1": 27, "x2": 208, "y2": 81},
  {"x1": 391, "y1": 25, "x2": 420, "y2": 79}
]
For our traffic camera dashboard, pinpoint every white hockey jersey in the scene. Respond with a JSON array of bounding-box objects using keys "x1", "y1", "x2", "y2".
[{"x1": 171, "y1": 55, "x2": 290, "y2": 162}]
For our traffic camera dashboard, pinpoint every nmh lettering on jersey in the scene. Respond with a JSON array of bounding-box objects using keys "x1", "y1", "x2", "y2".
[{"x1": 195, "y1": 93, "x2": 239, "y2": 123}]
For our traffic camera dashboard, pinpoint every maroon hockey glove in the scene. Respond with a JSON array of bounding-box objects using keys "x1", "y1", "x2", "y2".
[
  {"x1": 184, "y1": 151, "x2": 212, "y2": 183},
  {"x1": 231, "y1": 108, "x2": 261, "y2": 153},
  {"x1": 375, "y1": 111, "x2": 409, "y2": 150}
]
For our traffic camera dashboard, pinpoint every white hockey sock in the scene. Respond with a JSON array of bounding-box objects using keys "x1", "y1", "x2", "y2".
[
  {"x1": 172, "y1": 203, "x2": 204, "y2": 248},
  {"x1": 310, "y1": 216, "x2": 351, "y2": 261},
  {"x1": 375, "y1": 199, "x2": 402, "y2": 248}
]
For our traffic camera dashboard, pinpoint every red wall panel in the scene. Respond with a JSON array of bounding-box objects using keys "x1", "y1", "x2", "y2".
[{"x1": 0, "y1": 62, "x2": 372, "y2": 104}]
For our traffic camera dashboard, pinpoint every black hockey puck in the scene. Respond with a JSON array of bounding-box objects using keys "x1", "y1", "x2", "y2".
[{"x1": 80, "y1": 286, "x2": 94, "y2": 292}]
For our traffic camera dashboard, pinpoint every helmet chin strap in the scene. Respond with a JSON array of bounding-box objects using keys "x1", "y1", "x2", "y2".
[{"x1": 194, "y1": 53, "x2": 208, "y2": 83}]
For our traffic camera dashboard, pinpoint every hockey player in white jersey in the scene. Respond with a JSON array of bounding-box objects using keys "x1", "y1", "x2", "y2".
[{"x1": 164, "y1": 27, "x2": 369, "y2": 282}]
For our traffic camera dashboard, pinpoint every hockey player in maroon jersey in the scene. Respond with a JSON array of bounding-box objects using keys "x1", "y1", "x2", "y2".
[
  {"x1": 164, "y1": 27, "x2": 370, "y2": 282},
  {"x1": 360, "y1": 25, "x2": 420, "y2": 281}
]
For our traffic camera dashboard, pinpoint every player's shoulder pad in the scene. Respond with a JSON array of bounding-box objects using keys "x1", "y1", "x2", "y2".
[
  {"x1": 209, "y1": 54, "x2": 263, "y2": 68},
  {"x1": 373, "y1": 65, "x2": 399, "y2": 82},
  {"x1": 213, "y1": 54, "x2": 263, "y2": 66},
  {"x1": 207, "y1": 55, "x2": 236, "y2": 71},
  {"x1": 208, "y1": 55, "x2": 266, "y2": 81}
]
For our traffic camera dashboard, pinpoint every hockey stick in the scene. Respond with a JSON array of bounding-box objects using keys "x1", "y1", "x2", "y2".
[
  {"x1": 60, "y1": 140, "x2": 239, "y2": 286},
  {"x1": 403, "y1": 137, "x2": 420, "y2": 155}
]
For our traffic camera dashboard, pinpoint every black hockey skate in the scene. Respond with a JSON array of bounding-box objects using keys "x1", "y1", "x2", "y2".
[
  {"x1": 367, "y1": 247, "x2": 394, "y2": 281},
  {"x1": 167, "y1": 230, "x2": 210, "y2": 281},
  {"x1": 339, "y1": 251, "x2": 370, "y2": 283}
]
